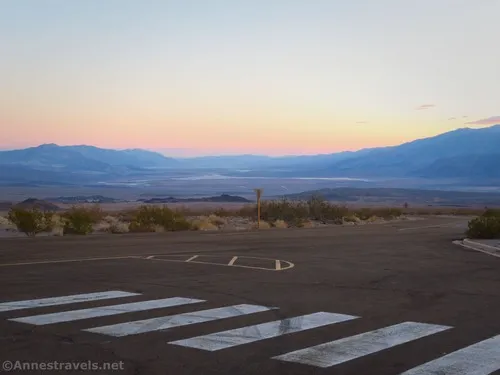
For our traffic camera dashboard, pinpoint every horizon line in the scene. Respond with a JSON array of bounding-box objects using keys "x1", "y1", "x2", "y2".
[{"x1": 0, "y1": 124, "x2": 497, "y2": 158}]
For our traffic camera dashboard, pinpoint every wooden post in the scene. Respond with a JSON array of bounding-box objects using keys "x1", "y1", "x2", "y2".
[{"x1": 254, "y1": 188, "x2": 262, "y2": 229}]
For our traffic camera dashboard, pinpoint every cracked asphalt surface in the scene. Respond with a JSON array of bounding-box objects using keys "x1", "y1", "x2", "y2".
[{"x1": 0, "y1": 217, "x2": 499, "y2": 375}]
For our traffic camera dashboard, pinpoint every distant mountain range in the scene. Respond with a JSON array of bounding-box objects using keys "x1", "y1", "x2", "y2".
[
  {"x1": 1, "y1": 125, "x2": 499, "y2": 185},
  {"x1": 0, "y1": 144, "x2": 179, "y2": 184},
  {"x1": 0, "y1": 143, "x2": 178, "y2": 171},
  {"x1": 225, "y1": 124, "x2": 500, "y2": 179}
]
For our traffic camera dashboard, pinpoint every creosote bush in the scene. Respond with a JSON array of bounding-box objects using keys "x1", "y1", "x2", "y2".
[
  {"x1": 129, "y1": 205, "x2": 191, "y2": 232},
  {"x1": 256, "y1": 196, "x2": 347, "y2": 226},
  {"x1": 272, "y1": 219, "x2": 288, "y2": 229},
  {"x1": 482, "y1": 208, "x2": 500, "y2": 218},
  {"x1": 353, "y1": 207, "x2": 402, "y2": 220},
  {"x1": 190, "y1": 217, "x2": 219, "y2": 231},
  {"x1": 0, "y1": 216, "x2": 15, "y2": 228},
  {"x1": 62, "y1": 206, "x2": 99, "y2": 235},
  {"x1": 7, "y1": 207, "x2": 54, "y2": 237},
  {"x1": 466, "y1": 215, "x2": 500, "y2": 239}
]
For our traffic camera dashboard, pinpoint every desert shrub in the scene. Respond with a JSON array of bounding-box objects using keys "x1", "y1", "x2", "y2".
[
  {"x1": 272, "y1": 219, "x2": 288, "y2": 229},
  {"x1": 253, "y1": 220, "x2": 271, "y2": 229},
  {"x1": 321, "y1": 205, "x2": 350, "y2": 221},
  {"x1": 7, "y1": 208, "x2": 54, "y2": 237},
  {"x1": 95, "y1": 216, "x2": 129, "y2": 234},
  {"x1": 212, "y1": 208, "x2": 235, "y2": 217},
  {"x1": 375, "y1": 208, "x2": 403, "y2": 219},
  {"x1": 306, "y1": 195, "x2": 347, "y2": 222},
  {"x1": 288, "y1": 217, "x2": 310, "y2": 228},
  {"x1": 307, "y1": 195, "x2": 327, "y2": 221},
  {"x1": 354, "y1": 208, "x2": 374, "y2": 220},
  {"x1": 102, "y1": 215, "x2": 119, "y2": 224},
  {"x1": 0, "y1": 216, "x2": 15, "y2": 228},
  {"x1": 260, "y1": 199, "x2": 309, "y2": 223},
  {"x1": 94, "y1": 221, "x2": 111, "y2": 232},
  {"x1": 482, "y1": 208, "x2": 500, "y2": 218},
  {"x1": 77, "y1": 204, "x2": 105, "y2": 222},
  {"x1": 354, "y1": 207, "x2": 402, "y2": 220},
  {"x1": 128, "y1": 221, "x2": 155, "y2": 233},
  {"x1": 62, "y1": 206, "x2": 95, "y2": 235},
  {"x1": 300, "y1": 220, "x2": 314, "y2": 228},
  {"x1": 116, "y1": 209, "x2": 137, "y2": 223},
  {"x1": 130, "y1": 205, "x2": 191, "y2": 232},
  {"x1": 466, "y1": 216, "x2": 500, "y2": 239},
  {"x1": 50, "y1": 215, "x2": 65, "y2": 236},
  {"x1": 191, "y1": 217, "x2": 219, "y2": 231},
  {"x1": 109, "y1": 221, "x2": 129, "y2": 234},
  {"x1": 343, "y1": 215, "x2": 360, "y2": 223},
  {"x1": 208, "y1": 214, "x2": 226, "y2": 227},
  {"x1": 237, "y1": 204, "x2": 257, "y2": 218}
]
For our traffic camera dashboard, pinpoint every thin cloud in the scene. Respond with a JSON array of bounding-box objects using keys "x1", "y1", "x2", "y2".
[
  {"x1": 416, "y1": 104, "x2": 435, "y2": 110},
  {"x1": 448, "y1": 117, "x2": 456, "y2": 120},
  {"x1": 465, "y1": 116, "x2": 500, "y2": 125}
]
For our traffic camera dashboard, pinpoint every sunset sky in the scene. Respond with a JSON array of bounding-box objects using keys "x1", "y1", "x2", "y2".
[{"x1": 1, "y1": 0, "x2": 499, "y2": 156}]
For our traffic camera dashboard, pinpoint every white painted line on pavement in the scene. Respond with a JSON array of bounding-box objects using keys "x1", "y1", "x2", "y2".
[
  {"x1": 147, "y1": 257, "x2": 294, "y2": 271},
  {"x1": 9, "y1": 297, "x2": 204, "y2": 325},
  {"x1": 228, "y1": 256, "x2": 238, "y2": 266},
  {"x1": 169, "y1": 312, "x2": 359, "y2": 351},
  {"x1": 0, "y1": 291, "x2": 139, "y2": 313},
  {"x1": 0, "y1": 256, "x2": 140, "y2": 267},
  {"x1": 275, "y1": 260, "x2": 281, "y2": 271},
  {"x1": 400, "y1": 334, "x2": 500, "y2": 375},
  {"x1": 185, "y1": 255, "x2": 199, "y2": 262},
  {"x1": 456, "y1": 239, "x2": 500, "y2": 259},
  {"x1": 85, "y1": 304, "x2": 277, "y2": 337},
  {"x1": 0, "y1": 254, "x2": 295, "y2": 271},
  {"x1": 398, "y1": 223, "x2": 459, "y2": 231},
  {"x1": 273, "y1": 321, "x2": 452, "y2": 368}
]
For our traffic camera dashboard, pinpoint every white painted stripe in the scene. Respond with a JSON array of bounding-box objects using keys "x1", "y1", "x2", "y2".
[
  {"x1": 0, "y1": 291, "x2": 139, "y2": 313},
  {"x1": 170, "y1": 312, "x2": 359, "y2": 351},
  {"x1": 398, "y1": 223, "x2": 458, "y2": 231},
  {"x1": 185, "y1": 255, "x2": 198, "y2": 262},
  {"x1": 85, "y1": 304, "x2": 276, "y2": 337},
  {"x1": 228, "y1": 256, "x2": 238, "y2": 266},
  {"x1": 273, "y1": 322, "x2": 452, "y2": 368},
  {"x1": 0, "y1": 256, "x2": 139, "y2": 267},
  {"x1": 400, "y1": 334, "x2": 500, "y2": 375},
  {"x1": 275, "y1": 260, "x2": 281, "y2": 270},
  {"x1": 9, "y1": 297, "x2": 204, "y2": 325}
]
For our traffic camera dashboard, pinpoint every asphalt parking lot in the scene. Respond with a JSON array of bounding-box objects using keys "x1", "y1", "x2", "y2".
[{"x1": 0, "y1": 217, "x2": 499, "y2": 375}]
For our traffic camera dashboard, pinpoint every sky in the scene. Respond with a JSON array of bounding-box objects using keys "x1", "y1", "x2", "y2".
[{"x1": 1, "y1": 0, "x2": 499, "y2": 156}]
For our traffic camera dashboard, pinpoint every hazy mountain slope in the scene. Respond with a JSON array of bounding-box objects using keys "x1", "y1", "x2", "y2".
[
  {"x1": 0, "y1": 144, "x2": 111, "y2": 172},
  {"x1": 0, "y1": 144, "x2": 178, "y2": 171},
  {"x1": 68, "y1": 145, "x2": 179, "y2": 168},
  {"x1": 312, "y1": 125, "x2": 500, "y2": 178},
  {"x1": 180, "y1": 150, "x2": 374, "y2": 170},
  {"x1": 227, "y1": 125, "x2": 500, "y2": 178},
  {"x1": 412, "y1": 153, "x2": 500, "y2": 178}
]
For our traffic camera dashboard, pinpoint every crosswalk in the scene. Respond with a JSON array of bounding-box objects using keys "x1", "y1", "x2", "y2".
[{"x1": 1, "y1": 290, "x2": 500, "y2": 374}]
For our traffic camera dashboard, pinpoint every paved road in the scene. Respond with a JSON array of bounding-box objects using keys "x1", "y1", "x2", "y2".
[{"x1": 0, "y1": 217, "x2": 499, "y2": 375}]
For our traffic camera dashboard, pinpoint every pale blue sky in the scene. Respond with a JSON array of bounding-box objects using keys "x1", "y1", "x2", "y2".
[{"x1": 1, "y1": 0, "x2": 498, "y2": 155}]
